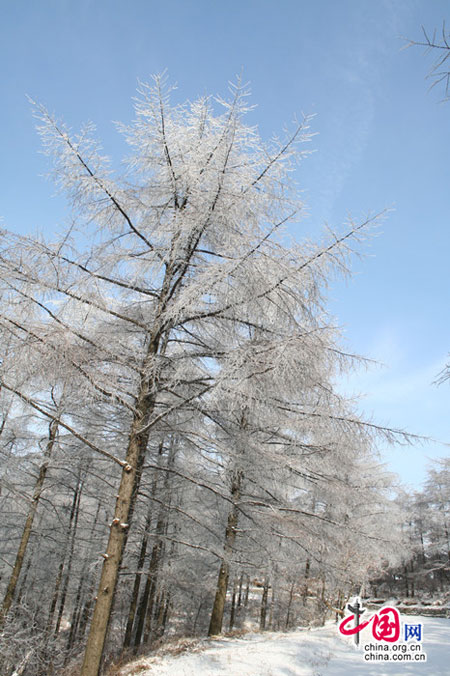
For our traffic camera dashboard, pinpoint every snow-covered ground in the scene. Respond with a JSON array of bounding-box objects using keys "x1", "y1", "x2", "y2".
[{"x1": 121, "y1": 615, "x2": 449, "y2": 675}]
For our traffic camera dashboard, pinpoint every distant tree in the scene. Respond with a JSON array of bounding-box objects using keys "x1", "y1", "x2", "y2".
[
  {"x1": 373, "y1": 460, "x2": 450, "y2": 600},
  {"x1": 423, "y1": 459, "x2": 450, "y2": 567}
]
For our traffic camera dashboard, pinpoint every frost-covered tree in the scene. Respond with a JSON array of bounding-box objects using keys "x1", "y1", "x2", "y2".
[
  {"x1": 372, "y1": 459, "x2": 450, "y2": 601},
  {"x1": 0, "y1": 76, "x2": 411, "y2": 674},
  {"x1": 423, "y1": 460, "x2": 450, "y2": 567}
]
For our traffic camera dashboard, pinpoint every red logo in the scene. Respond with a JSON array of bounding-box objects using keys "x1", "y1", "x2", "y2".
[{"x1": 339, "y1": 601, "x2": 400, "y2": 643}]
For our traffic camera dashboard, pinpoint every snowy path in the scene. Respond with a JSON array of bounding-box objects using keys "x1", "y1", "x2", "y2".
[{"x1": 123, "y1": 615, "x2": 449, "y2": 675}]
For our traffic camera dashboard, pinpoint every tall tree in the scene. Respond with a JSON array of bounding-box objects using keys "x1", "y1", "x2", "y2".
[{"x1": 0, "y1": 76, "x2": 411, "y2": 673}]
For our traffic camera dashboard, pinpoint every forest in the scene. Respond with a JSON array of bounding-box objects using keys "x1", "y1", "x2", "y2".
[{"x1": 0, "y1": 77, "x2": 448, "y2": 676}]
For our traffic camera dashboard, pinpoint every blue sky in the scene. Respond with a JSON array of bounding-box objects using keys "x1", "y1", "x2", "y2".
[{"x1": 1, "y1": 0, "x2": 448, "y2": 488}]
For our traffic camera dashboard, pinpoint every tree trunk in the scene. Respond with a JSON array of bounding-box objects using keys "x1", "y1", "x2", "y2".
[
  {"x1": 77, "y1": 580, "x2": 96, "y2": 643},
  {"x1": 420, "y1": 531, "x2": 426, "y2": 565},
  {"x1": 123, "y1": 504, "x2": 152, "y2": 649},
  {"x1": 268, "y1": 582, "x2": 275, "y2": 629},
  {"x1": 259, "y1": 578, "x2": 269, "y2": 630},
  {"x1": 229, "y1": 576, "x2": 238, "y2": 631},
  {"x1": 133, "y1": 526, "x2": 164, "y2": 649},
  {"x1": 0, "y1": 420, "x2": 58, "y2": 628},
  {"x1": 285, "y1": 581, "x2": 295, "y2": 630},
  {"x1": 133, "y1": 439, "x2": 175, "y2": 650},
  {"x1": 193, "y1": 597, "x2": 205, "y2": 634},
  {"x1": 80, "y1": 368, "x2": 156, "y2": 676},
  {"x1": 133, "y1": 565, "x2": 154, "y2": 649},
  {"x1": 143, "y1": 556, "x2": 162, "y2": 644},
  {"x1": 302, "y1": 558, "x2": 310, "y2": 605},
  {"x1": 66, "y1": 501, "x2": 101, "y2": 654},
  {"x1": 54, "y1": 477, "x2": 82, "y2": 635},
  {"x1": 15, "y1": 516, "x2": 44, "y2": 605},
  {"x1": 208, "y1": 471, "x2": 241, "y2": 636},
  {"x1": 45, "y1": 478, "x2": 82, "y2": 639},
  {"x1": 237, "y1": 572, "x2": 243, "y2": 608},
  {"x1": 80, "y1": 316, "x2": 182, "y2": 676},
  {"x1": 244, "y1": 574, "x2": 250, "y2": 608},
  {"x1": 160, "y1": 592, "x2": 171, "y2": 635},
  {"x1": 154, "y1": 589, "x2": 168, "y2": 638}
]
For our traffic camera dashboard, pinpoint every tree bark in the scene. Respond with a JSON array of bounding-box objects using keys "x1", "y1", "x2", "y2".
[{"x1": 80, "y1": 358, "x2": 157, "y2": 676}]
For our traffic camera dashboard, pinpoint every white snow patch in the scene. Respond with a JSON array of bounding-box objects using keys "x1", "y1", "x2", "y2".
[{"x1": 121, "y1": 615, "x2": 450, "y2": 675}]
